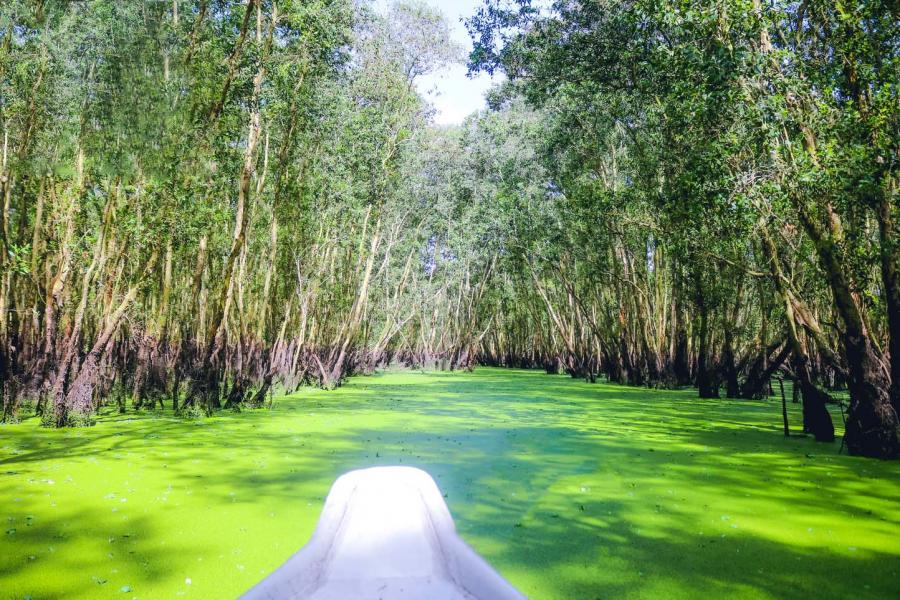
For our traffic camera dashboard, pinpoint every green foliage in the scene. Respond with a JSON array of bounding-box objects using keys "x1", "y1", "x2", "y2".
[{"x1": 5, "y1": 243, "x2": 30, "y2": 275}]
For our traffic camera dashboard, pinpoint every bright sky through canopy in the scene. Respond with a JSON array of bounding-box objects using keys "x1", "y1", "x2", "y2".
[{"x1": 374, "y1": 0, "x2": 499, "y2": 125}]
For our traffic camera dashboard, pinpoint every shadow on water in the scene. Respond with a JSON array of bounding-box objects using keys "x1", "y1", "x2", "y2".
[{"x1": 1, "y1": 368, "x2": 898, "y2": 599}]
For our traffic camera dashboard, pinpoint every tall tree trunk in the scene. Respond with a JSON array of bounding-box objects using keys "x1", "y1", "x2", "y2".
[
  {"x1": 795, "y1": 202, "x2": 896, "y2": 457},
  {"x1": 760, "y1": 228, "x2": 834, "y2": 442},
  {"x1": 876, "y1": 191, "x2": 900, "y2": 419},
  {"x1": 697, "y1": 301, "x2": 719, "y2": 398}
]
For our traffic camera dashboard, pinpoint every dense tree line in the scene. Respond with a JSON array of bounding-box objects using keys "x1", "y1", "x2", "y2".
[
  {"x1": 0, "y1": 0, "x2": 479, "y2": 424},
  {"x1": 466, "y1": 0, "x2": 898, "y2": 458},
  {"x1": 0, "y1": 1, "x2": 896, "y2": 459}
]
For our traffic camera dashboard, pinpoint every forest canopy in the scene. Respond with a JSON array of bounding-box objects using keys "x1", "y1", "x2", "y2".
[{"x1": 0, "y1": 1, "x2": 897, "y2": 459}]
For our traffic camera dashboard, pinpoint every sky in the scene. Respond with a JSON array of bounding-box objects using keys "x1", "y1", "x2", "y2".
[{"x1": 373, "y1": 0, "x2": 500, "y2": 126}]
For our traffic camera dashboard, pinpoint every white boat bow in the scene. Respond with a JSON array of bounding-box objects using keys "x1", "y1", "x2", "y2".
[{"x1": 240, "y1": 466, "x2": 526, "y2": 600}]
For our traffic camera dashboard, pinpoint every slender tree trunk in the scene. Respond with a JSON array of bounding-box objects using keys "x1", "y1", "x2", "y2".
[
  {"x1": 876, "y1": 191, "x2": 900, "y2": 418},
  {"x1": 760, "y1": 228, "x2": 834, "y2": 441},
  {"x1": 697, "y1": 301, "x2": 719, "y2": 398}
]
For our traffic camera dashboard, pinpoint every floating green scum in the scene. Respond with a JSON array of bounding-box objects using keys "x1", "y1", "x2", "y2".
[{"x1": 2, "y1": 369, "x2": 898, "y2": 599}]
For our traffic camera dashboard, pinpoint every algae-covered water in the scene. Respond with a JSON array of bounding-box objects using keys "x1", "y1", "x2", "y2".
[{"x1": 1, "y1": 369, "x2": 898, "y2": 599}]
